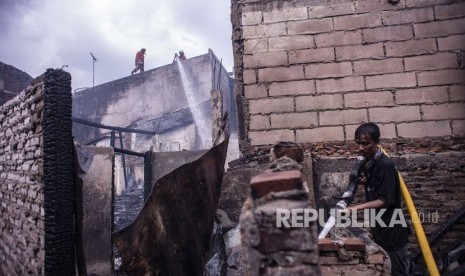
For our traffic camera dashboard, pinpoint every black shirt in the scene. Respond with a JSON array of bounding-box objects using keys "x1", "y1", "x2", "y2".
[{"x1": 363, "y1": 151, "x2": 410, "y2": 251}]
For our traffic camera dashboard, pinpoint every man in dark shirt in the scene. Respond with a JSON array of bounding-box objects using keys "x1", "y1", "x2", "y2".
[{"x1": 347, "y1": 122, "x2": 410, "y2": 276}]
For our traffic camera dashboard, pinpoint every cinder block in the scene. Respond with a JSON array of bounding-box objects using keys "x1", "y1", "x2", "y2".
[
  {"x1": 249, "y1": 129, "x2": 295, "y2": 146},
  {"x1": 244, "y1": 52, "x2": 288, "y2": 68},
  {"x1": 244, "y1": 84, "x2": 267, "y2": 99},
  {"x1": 242, "y1": 11, "x2": 262, "y2": 26},
  {"x1": 271, "y1": 112, "x2": 318, "y2": 129},
  {"x1": 346, "y1": 123, "x2": 396, "y2": 140},
  {"x1": 363, "y1": 25, "x2": 413, "y2": 43},
  {"x1": 316, "y1": 76, "x2": 364, "y2": 93},
  {"x1": 385, "y1": 38, "x2": 437, "y2": 57},
  {"x1": 305, "y1": 62, "x2": 352, "y2": 79},
  {"x1": 435, "y1": 2, "x2": 465, "y2": 20},
  {"x1": 269, "y1": 35, "x2": 315, "y2": 52},
  {"x1": 309, "y1": 2, "x2": 356, "y2": 19},
  {"x1": 395, "y1": 86, "x2": 449, "y2": 104},
  {"x1": 356, "y1": 0, "x2": 406, "y2": 13},
  {"x1": 320, "y1": 109, "x2": 367, "y2": 126},
  {"x1": 334, "y1": 14, "x2": 382, "y2": 31},
  {"x1": 250, "y1": 170, "x2": 303, "y2": 198},
  {"x1": 418, "y1": 70, "x2": 465, "y2": 86},
  {"x1": 414, "y1": 18, "x2": 465, "y2": 38},
  {"x1": 248, "y1": 97, "x2": 294, "y2": 114},
  {"x1": 288, "y1": 18, "x2": 333, "y2": 35},
  {"x1": 269, "y1": 80, "x2": 315, "y2": 97},
  {"x1": 422, "y1": 103, "x2": 465, "y2": 120},
  {"x1": 259, "y1": 66, "x2": 305, "y2": 82},
  {"x1": 335, "y1": 43, "x2": 384, "y2": 61},
  {"x1": 382, "y1": 7, "x2": 434, "y2": 25},
  {"x1": 404, "y1": 53, "x2": 458, "y2": 71},
  {"x1": 366, "y1": 73, "x2": 416, "y2": 89},
  {"x1": 406, "y1": 0, "x2": 445, "y2": 8},
  {"x1": 450, "y1": 85, "x2": 465, "y2": 101},
  {"x1": 344, "y1": 91, "x2": 394, "y2": 108},
  {"x1": 438, "y1": 34, "x2": 465, "y2": 51},
  {"x1": 250, "y1": 115, "x2": 270, "y2": 130},
  {"x1": 452, "y1": 120, "x2": 465, "y2": 136},
  {"x1": 354, "y1": 59, "x2": 403, "y2": 76},
  {"x1": 397, "y1": 121, "x2": 451, "y2": 138},
  {"x1": 243, "y1": 69, "x2": 257, "y2": 84},
  {"x1": 244, "y1": 38, "x2": 268, "y2": 54},
  {"x1": 289, "y1": 48, "x2": 335, "y2": 64},
  {"x1": 263, "y1": 7, "x2": 308, "y2": 23},
  {"x1": 296, "y1": 127, "x2": 345, "y2": 143},
  {"x1": 315, "y1": 30, "x2": 362, "y2": 47},
  {"x1": 243, "y1": 23, "x2": 286, "y2": 39},
  {"x1": 296, "y1": 94, "x2": 343, "y2": 111},
  {"x1": 369, "y1": 106, "x2": 421, "y2": 123}
]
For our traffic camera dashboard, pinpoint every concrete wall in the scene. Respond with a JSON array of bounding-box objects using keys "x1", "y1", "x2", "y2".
[
  {"x1": 0, "y1": 69, "x2": 75, "y2": 275},
  {"x1": 231, "y1": 0, "x2": 465, "y2": 151}
]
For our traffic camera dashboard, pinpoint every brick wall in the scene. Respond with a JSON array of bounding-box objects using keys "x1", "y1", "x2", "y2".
[
  {"x1": 0, "y1": 69, "x2": 75, "y2": 275},
  {"x1": 232, "y1": 0, "x2": 465, "y2": 151}
]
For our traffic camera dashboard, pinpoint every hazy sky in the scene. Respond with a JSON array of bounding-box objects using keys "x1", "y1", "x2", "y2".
[{"x1": 0, "y1": 0, "x2": 234, "y2": 91}]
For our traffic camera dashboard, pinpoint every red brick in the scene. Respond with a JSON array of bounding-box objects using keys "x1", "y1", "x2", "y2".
[
  {"x1": 356, "y1": 0, "x2": 406, "y2": 13},
  {"x1": 334, "y1": 14, "x2": 382, "y2": 31},
  {"x1": 250, "y1": 115, "x2": 270, "y2": 130},
  {"x1": 397, "y1": 121, "x2": 451, "y2": 138},
  {"x1": 385, "y1": 38, "x2": 437, "y2": 57},
  {"x1": 315, "y1": 30, "x2": 362, "y2": 47},
  {"x1": 346, "y1": 123, "x2": 397, "y2": 140},
  {"x1": 450, "y1": 85, "x2": 465, "y2": 101},
  {"x1": 438, "y1": 34, "x2": 465, "y2": 51},
  {"x1": 288, "y1": 18, "x2": 333, "y2": 35},
  {"x1": 363, "y1": 25, "x2": 413, "y2": 43},
  {"x1": 309, "y1": 2, "x2": 356, "y2": 18},
  {"x1": 250, "y1": 170, "x2": 303, "y2": 198},
  {"x1": 296, "y1": 127, "x2": 345, "y2": 143},
  {"x1": 271, "y1": 112, "x2": 318, "y2": 128},
  {"x1": 316, "y1": 76, "x2": 364, "y2": 93},
  {"x1": 318, "y1": 238, "x2": 340, "y2": 252},
  {"x1": 305, "y1": 62, "x2": 352, "y2": 79},
  {"x1": 320, "y1": 256, "x2": 360, "y2": 265},
  {"x1": 243, "y1": 23, "x2": 287, "y2": 39},
  {"x1": 382, "y1": 7, "x2": 434, "y2": 25},
  {"x1": 269, "y1": 80, "x2": 315, "y2": 97},
  {"x1": 414, "y1": 18, "x2": 465, "y2": 38},
  {"x1": 296, "y1": 94, "x2": 343, "y2": 111},
  {"x1": 369, "y1": 106, "x2": 421, "y2": 122},
  {"x1": 248, "y1": 97, "x2": 294, "y2": 114},
  {"x1": 244, "y1": 84, "x2": 267, "y2": 99},
  {"x1": 434, "y1": 2, "x2": 465, "y2": 20},
  {"x1": 289, "y1": 48, "x2": 334, "y2": 64},
  {"x1": 418, "y1": 70, "x2": 465, "y2": 86},
  {"x1": 244, "y1": 52, "x2": 288, "y2": 68},
  {"x1": 242, "y1": 11, "x2": 262, "y2": 26},
  {"x1": 344, "y1": 91, "x2": 394, "y2": 108},
  {"x1": 249, "y1": 129, "x2": 295, "y2": 146},
  {"x1": 335, "y1": 43, "x2": 384, "y2": 61},
  {"x1": 404, "y1": 53, "x2": 458, "y2": 71},
  {"x1": 263, "y1": 7, "x2": 308, "y2": 23},
  {"x1": 366, "y1": 73, "x2": 417, "y2": 89},
  {"x1": 452, "y1": 120, "x2": 465, "y2": 136},
  {"x1": 320, "y1": 109, "x2": 367, "y2": 126},
  {"x1": 395, "y1": 86, "x2": 449, "y2": 104},
  {"x1": 259, "y1": 66, "x2": 304, "y2": 82},
  {"x1": 243, "y1": 69, "x2": 257, "y2": 84},
  {"x1": 422, "y1": 103, "x2": 465, "y2": 120},
  {"x1": 268, "y1": 35, "x2": 315, "y2": 52},
  {"x1": 354, "y1": 59, "x2": 403, "y2": 76},
  {"x1": 342, "y1": 238, "x2": 366, "y2": 252},
  {"x1": 244, "y1": 38, "x2": 268, "y2": 54}
]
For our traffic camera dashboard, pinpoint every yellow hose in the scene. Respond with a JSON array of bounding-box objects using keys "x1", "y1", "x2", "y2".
[{"x1": 380, "y1": 147, "x2": 439, "y2": 276}]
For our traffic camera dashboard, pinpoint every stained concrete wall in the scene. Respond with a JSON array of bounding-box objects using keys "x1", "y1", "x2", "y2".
[{"x1": 0, "y1": 69, "x2": 75, "y2": 275}]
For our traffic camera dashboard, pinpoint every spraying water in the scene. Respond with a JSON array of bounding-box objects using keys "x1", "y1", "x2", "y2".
[{"x1": 176, "y1": 60, "x2": 210, "y2": 148}]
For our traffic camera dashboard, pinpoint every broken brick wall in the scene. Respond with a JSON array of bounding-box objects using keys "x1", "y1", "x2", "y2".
[{"x1": 0, "y1": 69, "x2": 75, "y2": 275}]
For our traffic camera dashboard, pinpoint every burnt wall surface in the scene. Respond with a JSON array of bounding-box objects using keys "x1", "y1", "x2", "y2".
[
  {"x1": 0, "y1": 69, "x2": 75, "y2": 275},
  {"x1": 231, "y1": 0, "x2": 465, "y2": 153},
  {"x1": 313, "y1": 152, "x2": 465, "y2": 263},
  {"x1": 72, "y1": 51, "x2": 234, "y2": 148}
]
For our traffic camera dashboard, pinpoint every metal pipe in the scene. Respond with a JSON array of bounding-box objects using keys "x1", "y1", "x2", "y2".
[{"x1": 380, "y1": 146, "x2": 439, "y2": 276}]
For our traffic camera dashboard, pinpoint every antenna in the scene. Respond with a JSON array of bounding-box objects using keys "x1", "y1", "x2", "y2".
[{"x1": 90, "y1": 52, "x2": 98, "y2": 86}]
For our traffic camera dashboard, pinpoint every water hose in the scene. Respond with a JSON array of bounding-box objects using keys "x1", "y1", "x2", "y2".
[{"x1": 380, "y1": 146, "x2": 440, "y2": 276}]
